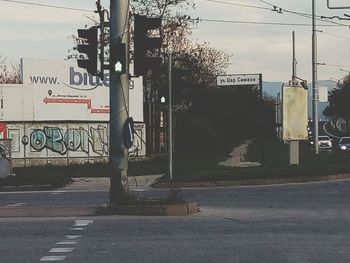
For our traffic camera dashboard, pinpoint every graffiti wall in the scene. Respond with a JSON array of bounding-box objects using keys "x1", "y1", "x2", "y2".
[{"x1": 3, "y1": 122, "x2": 146, "y2": 167}]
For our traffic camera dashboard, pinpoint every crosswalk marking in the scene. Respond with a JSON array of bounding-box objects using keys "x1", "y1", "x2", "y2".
[
  {"x1": 74, "y1": 219, "x2": 94, "y2": 227},
  {"x1": 49, "y1": 248, "x2": 74, "y2": 253},
  {"x1": 40, "y1": 219, "x2": 93, "y2": 262},
  {"x1": 56, "y1": 241, "x2": 77, "y2": 245},
  {"x1": 70, "y1": 227, "x2": 84, "y2": 231},
  {"x1": 40, "y1": 256, "x2": 66, "y2": 261},
  {"x1": 65, "y1": 235, "x2": 82, "y2": 239}
]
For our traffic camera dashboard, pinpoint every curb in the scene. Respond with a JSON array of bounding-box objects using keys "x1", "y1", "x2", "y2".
[
  {"x1": 0, "y1": 202, "x2": 200, "y2": 218},
  {"x1": 97, "y1": 202, "x2": 199, "y2": 216},
  {"x1": 154, "y1": 174, "x2": 350, "y2": 188}
]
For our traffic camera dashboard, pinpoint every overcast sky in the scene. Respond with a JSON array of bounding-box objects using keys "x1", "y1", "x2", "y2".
[{"x1": 0, "y1": 0, "x2": 349, "y2": 82}]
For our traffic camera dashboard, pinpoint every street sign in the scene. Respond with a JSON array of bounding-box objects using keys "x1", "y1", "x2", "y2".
[{"x1": 217, "y1": 74, "x2": 260, "y2": 86}]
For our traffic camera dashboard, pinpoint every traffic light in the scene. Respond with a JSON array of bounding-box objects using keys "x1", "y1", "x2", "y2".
[
  {"x1": 110, "y1": 43, "x2": 126, "y2": 74},
  {"x1": 77, "y1": 26, "x2": 98, "y2": 76},
  {"x1": 134, "y1": 15, "x2": 162, "y2": 76}
]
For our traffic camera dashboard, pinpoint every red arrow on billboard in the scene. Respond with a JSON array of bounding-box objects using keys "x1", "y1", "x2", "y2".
[{"x1": 43, "y1": 97, "x2": 109, "y2": 114}]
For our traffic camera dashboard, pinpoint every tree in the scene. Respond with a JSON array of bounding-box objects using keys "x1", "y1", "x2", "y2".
[
  {"x1": 324, "y1": 74, "x2": 350, "y2": 120},
  {"x1": 0, "y1": 55, "x2": 21, "y2": 84}
]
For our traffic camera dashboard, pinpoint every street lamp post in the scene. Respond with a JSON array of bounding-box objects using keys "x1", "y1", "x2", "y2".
[{"x1": 168, "y1": 53, "x2": 173, "y2": 186}]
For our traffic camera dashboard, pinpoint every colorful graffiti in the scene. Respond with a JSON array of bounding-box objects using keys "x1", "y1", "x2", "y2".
[
  {"x1": 0, "y1": 122, "x2": 146, "y2": 167},
  {"x1": 0, "y1": 123, "x2": 7, "y2": 139},
  {"x1": 26, "y1": 125, "x2": 108, "y2": 155}
]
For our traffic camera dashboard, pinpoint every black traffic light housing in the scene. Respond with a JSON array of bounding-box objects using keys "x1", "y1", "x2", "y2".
[
  {"x1": 134, "y1": 15, "x2": 162, "y2": 76},
  {"x1": 77, "y1": 26, "x2": 98, "y2": 76}
]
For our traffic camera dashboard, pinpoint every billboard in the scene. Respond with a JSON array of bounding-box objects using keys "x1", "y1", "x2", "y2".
[
  {"x1": 282, "y1": 85, "x2": 308, "y2": 141},
  {"x1": 18, "y1": 58, "x2": 143, "y2": 122},
  {"x1": 0, "y1": 84, "x2": 34, "y2": 122}
]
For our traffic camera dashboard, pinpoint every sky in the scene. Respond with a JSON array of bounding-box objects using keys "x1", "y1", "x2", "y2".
[{"x1": 0, "y1": 0, "x2": 349, "y2": 82}]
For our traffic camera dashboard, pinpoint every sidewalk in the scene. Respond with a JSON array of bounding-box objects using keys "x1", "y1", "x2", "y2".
[
  {"x1": 0, "y1": 174, "x2": 201, "y2": 217},
  {"x1": 218, "y1": 139, "x2": 261, "y2": 168}
]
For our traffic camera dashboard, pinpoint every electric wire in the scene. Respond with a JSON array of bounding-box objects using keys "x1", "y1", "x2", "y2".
[
  {"x1": 204, "y1": 0, "x2": 271, "y2": 11},
  {"x1": 1, "y1": 0, "x2": 94, "y2": 12},
  {"x1": 256, "y1": 0, "x2": 349, "y2": 27},
  {"x1": 317, "y1": 30, "x2": 350, "y2": 40},
  {"x1": 202, "y1": 0, "x2": 349, "y2": 27},
  {"x1": 321, "y1": 63, "x2": 350, "y2": 68},
  {"x1": 194, "y1": 18, "x2": 344, "y2": 27}
]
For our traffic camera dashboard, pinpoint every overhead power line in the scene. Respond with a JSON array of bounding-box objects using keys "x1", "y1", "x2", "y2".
[
  {"x1": 321, "y1": 63, "x2": 350, "y2": 68},
  {"x1": 1, "y1": 0, "x2": 94, "y2": 12},
  {"x1": 204, "y1": 0, "x2": 350, "y2": 27},
  {"x1": 317, "y1": 30, "x2": 350, "y2": 40},
  {"x1": 204, "y1": 0, "x2": 271, "y2": 11},
  {"x1": 195, "y1": 18, "x2": 346, "y2": 27},
  {"x1": 256, "y1": 0, "x2": 349, "y2": 27}
]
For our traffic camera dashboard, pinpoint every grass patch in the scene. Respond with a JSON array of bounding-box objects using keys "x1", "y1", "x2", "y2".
[
  {"x1": 129, "y1": 153, "x2": 227, "y2": 182},
  {"x1": 1, "y1": 163, "x2": 110, "y2": 188},
  {"x1": 238, "y1": 138, "x2": 350, "y2": 179},
  {"x1": 143, "y1": 139, "x2": 350, "y2": 184},
  {"x1": 5, "y1": 139, "x2": 350, "y2": 188}
]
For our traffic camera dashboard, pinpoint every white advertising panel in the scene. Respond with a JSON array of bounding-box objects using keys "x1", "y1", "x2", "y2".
[
  {"x1": 129, "y1": 76, "x2": 144, "y2": 122},
  {"x1": 0, "y1": 85, "x2": 33, "y2": 122},
  {"x1": 282, "y1": 86, "x2": 308, "y2": 141},
  {"x1": 21, "y1": 58, "x2": 143, "y2": 122},
  {"x1": 22, "y1": 58, "x2": 108, "y2": 121},
  {"x1": 217, "y1": 74, "x2": 260, "y2": 86},
  {"x1": 319, "y1": 86, "x2": 328, "y2": 102}
]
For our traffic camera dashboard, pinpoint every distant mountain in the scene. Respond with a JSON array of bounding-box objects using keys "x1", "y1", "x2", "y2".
[{"x1": 262, "y1": 80, "x2": 337, "y2": 120}]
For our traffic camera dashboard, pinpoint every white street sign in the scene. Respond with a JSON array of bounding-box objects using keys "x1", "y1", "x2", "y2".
[{"x1": 217, "y1": 74, "x2": 260, "y2": 86}]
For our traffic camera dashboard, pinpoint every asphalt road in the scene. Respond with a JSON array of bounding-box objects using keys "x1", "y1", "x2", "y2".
[{"x1": 1, "y1": 180, "x2": 350, "y2": 262}]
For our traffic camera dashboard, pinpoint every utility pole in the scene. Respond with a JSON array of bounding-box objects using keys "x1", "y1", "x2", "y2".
[
  {"x1": 312, "y1": 0, "x2": 319, "y2": 155},
  {"x1": 292, "y1": 31, "x2": 297, "y2": 81},
  {"x1": 289, "y1": 31, "x2": 299, "y2": 165},
  {"x1": 109, "y1": 0, "x2": 129, "y2": 203},
  {"x1": 168, "y1": 53, "x2": 173, "y2": 186}
]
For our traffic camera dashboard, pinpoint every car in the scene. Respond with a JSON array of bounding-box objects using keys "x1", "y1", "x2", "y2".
[
  {"x1": 310, "y1": 135, "x2": 333, "y2": 151},
  {"x1": 318, "y1": 135, "x2": 333, "y2": 150},
  {"x1": 338, "y1": 137, "x2": 350, "y2": 152}
]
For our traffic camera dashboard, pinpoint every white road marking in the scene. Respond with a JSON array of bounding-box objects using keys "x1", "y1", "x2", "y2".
[
  {"x1": 6, "y1": 203, "x2": 27, "y2": 207},
  {"x1": 132, "y1": 188, "x2": 146, "y2": 192},
  {"x1": 74, "y1": 219, "x2": 94, "y2": 227},
  {"x1": 70, "y1": 227, "x2": 84, "y2": 231},
  {"x1": 65, "y1": 235, "x2": 82, "y2": 239},
  {"x1": 40, "y1": 256, "x2": 66, "y2": 261},
  {"x1": 49, "y1": 247, "x2": 74, "y2": 253},
  {"x1": 52, "y1": 191, "x2": 66, "y2": 195},
  {"x1": 56, "y1": 241, "x2": 77, "y2": 245},
  {"x1": 39, "y1": 220, "x2": 94, "y2": 262}
]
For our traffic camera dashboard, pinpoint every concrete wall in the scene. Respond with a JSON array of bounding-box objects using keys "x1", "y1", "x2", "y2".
[{"x1": 4, "y1": 122, "x2": 146, "y2": 167}]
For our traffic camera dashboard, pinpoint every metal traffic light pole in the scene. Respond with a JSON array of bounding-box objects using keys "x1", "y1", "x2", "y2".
[{"x1": 109, "y1": 0, "x2": 129, "y2": 203}]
